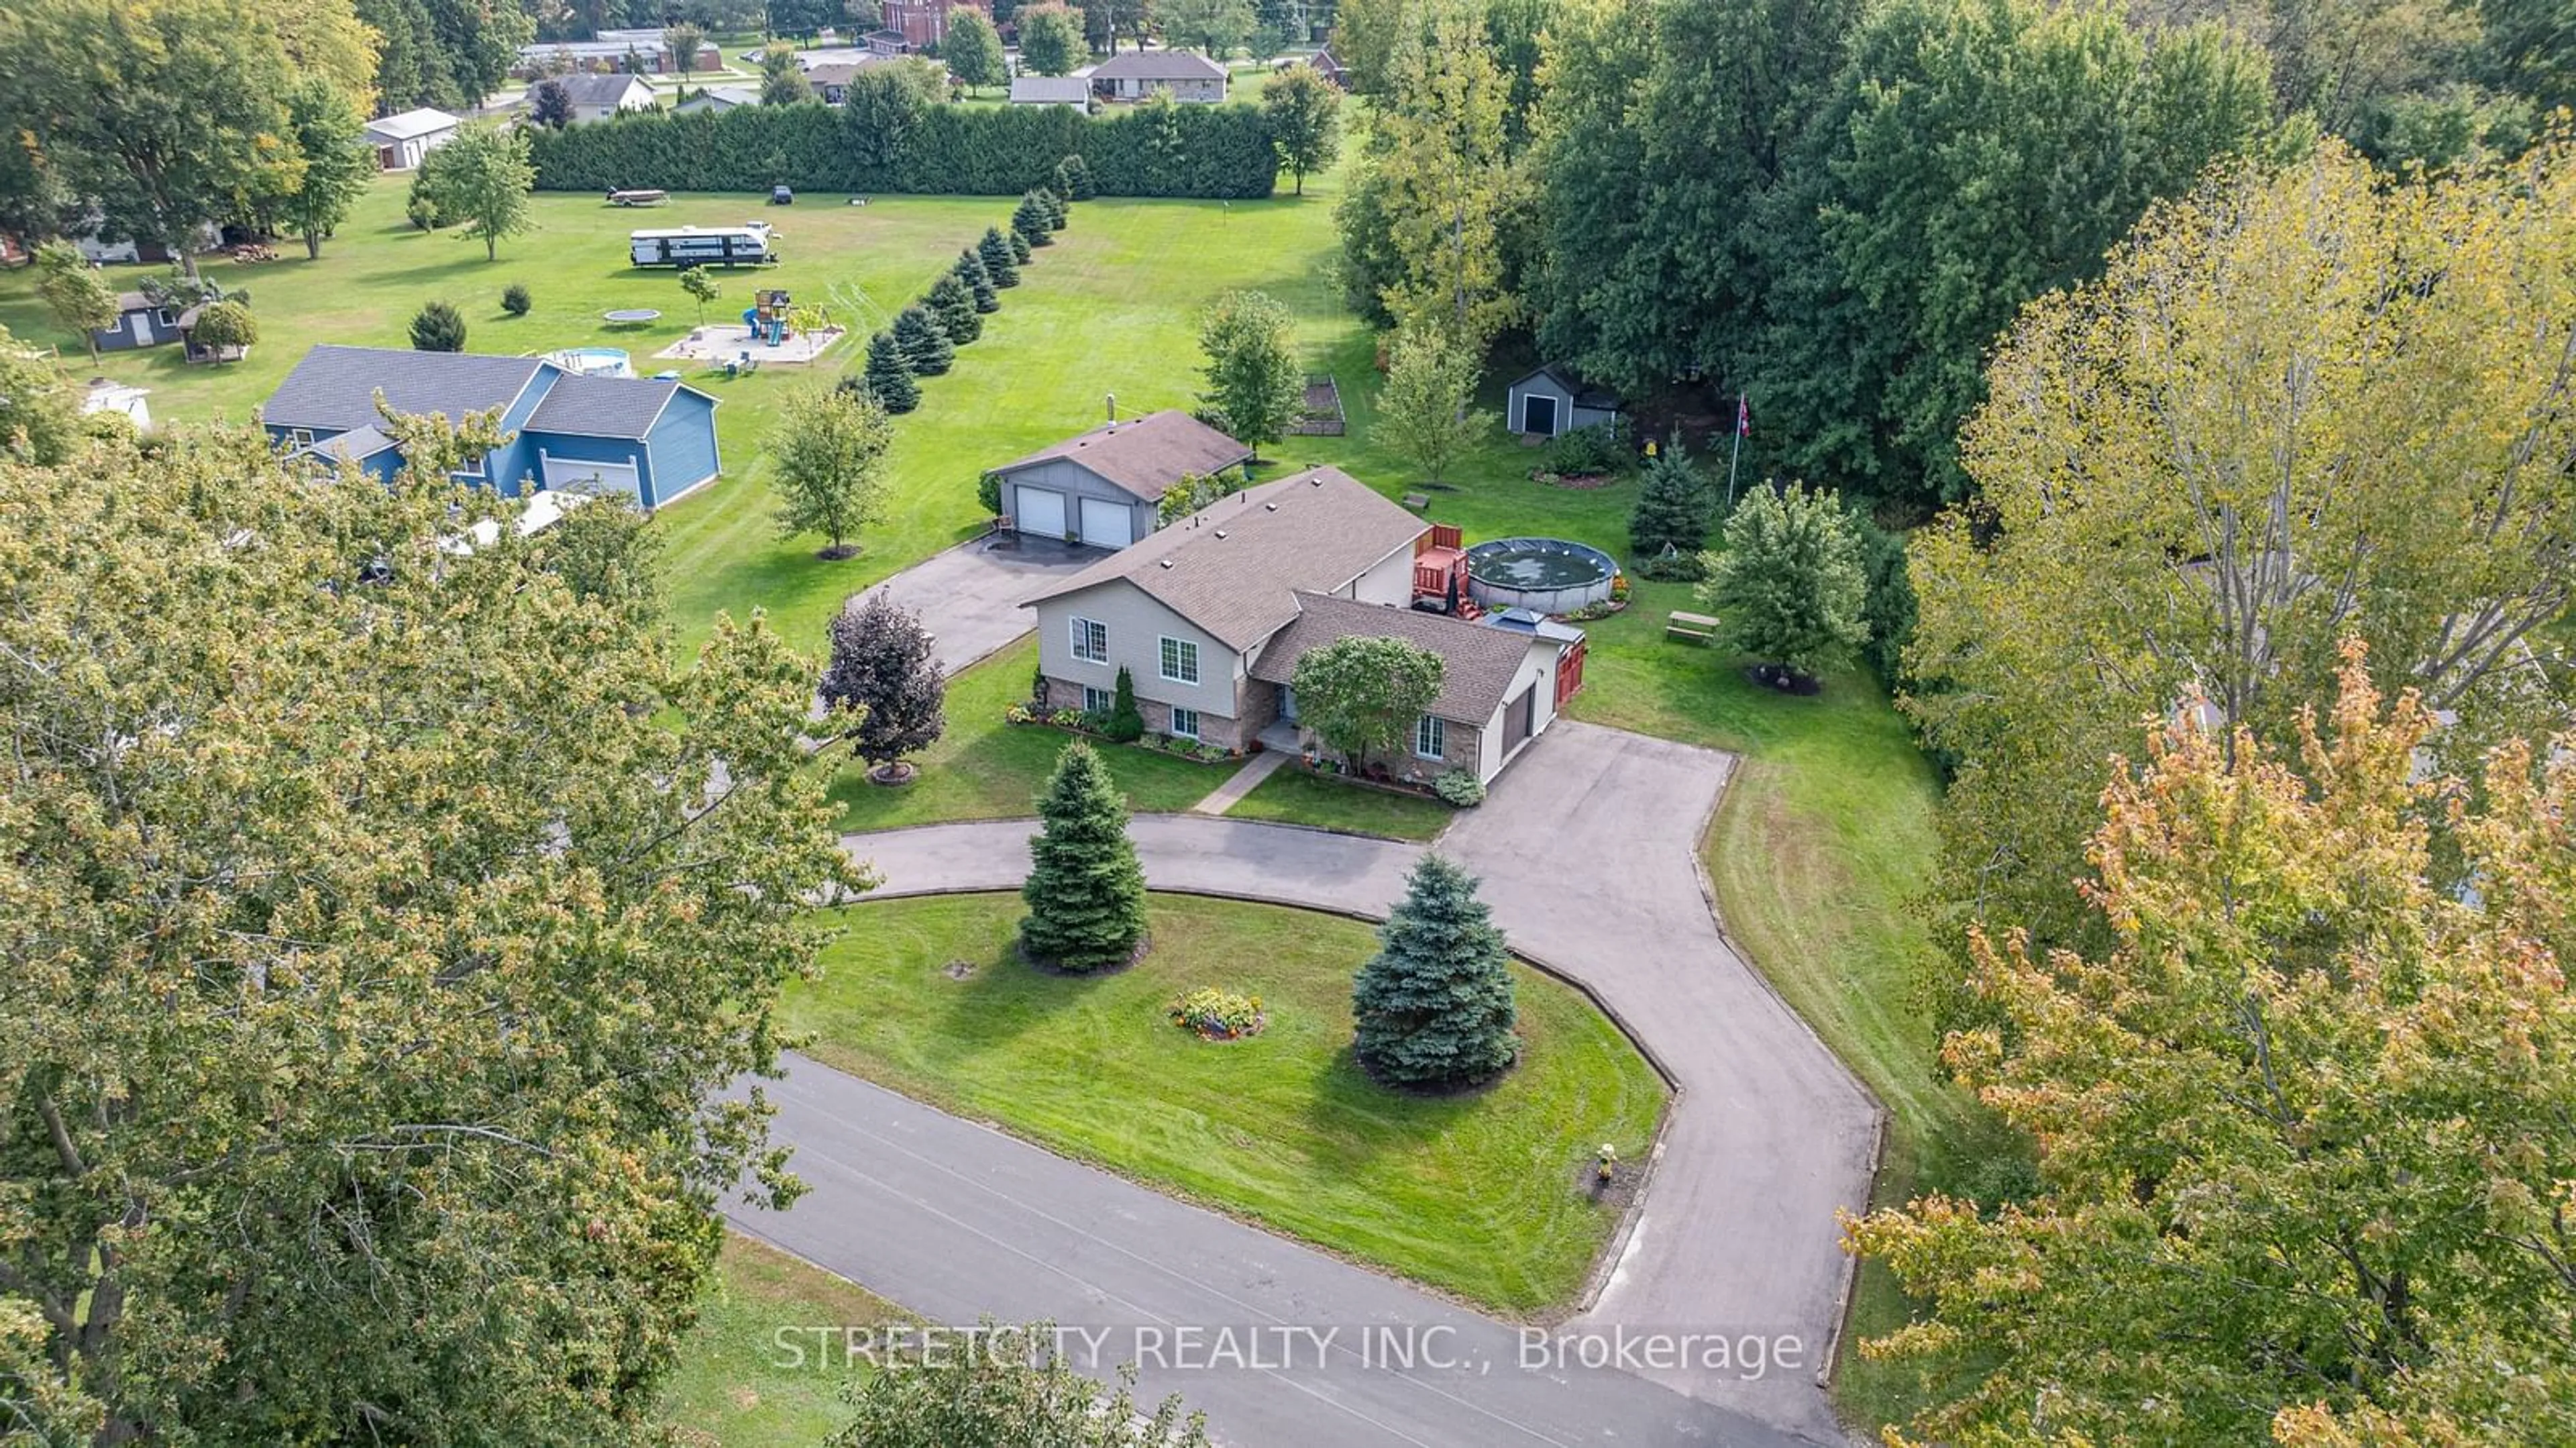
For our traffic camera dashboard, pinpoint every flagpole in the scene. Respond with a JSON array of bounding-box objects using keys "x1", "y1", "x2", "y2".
[{"x1": 1725, "y1": 393, "x2": 1745, "y2": 511}]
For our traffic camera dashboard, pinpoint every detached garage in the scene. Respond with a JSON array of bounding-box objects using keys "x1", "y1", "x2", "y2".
[
  {"x1": 983, "y1": 410, "x2": 1252, "y2": 553},
  {"x1": 1014, "y1": 484, "x2": 1068, "y2": 539},
  {"x1": 1079, "y1": 495, "x2": 1136, "y2": 549}
]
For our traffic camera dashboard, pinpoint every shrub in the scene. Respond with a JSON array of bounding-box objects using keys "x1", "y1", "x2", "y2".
[
  {"x1": 185, "y1": 301, "x2": 257, "y2": 356},
  {"x1": 976, "y1": 470, "x2": 1003, "y2": 517},
  {"x1": 1542, "y1": 420, "x2": 1628, "y2": 476},
  {"x1": 1431, "y1": 770, "x2": 1485, "y2": 807},
  {"x1": 1633, "y1": 551, "x2": 1707, "y2": 582},
  {"x1": 500, "y1": 282, "x2": 532, "y2": 317},
  {"x1": 1168, "y1": 987, "x2": 1265, "y2": 1040},
  {"x1": 409, "y1": 301, "x2": 467, "y2": 352},
  {"x1": 1104, "y1": 666, "x2": 1145, "y2": 743},
  {"x1": 406, "y1": 193, "x2": 441, "y2": 231}
]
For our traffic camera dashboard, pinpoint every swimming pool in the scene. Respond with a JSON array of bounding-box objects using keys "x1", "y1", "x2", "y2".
[
  {"x1": 545, "y1": 347, "x2": 634, "y2": 379},
  {"x1": 1464, "y1": 537, "x2": 1621, "y2": 615}
]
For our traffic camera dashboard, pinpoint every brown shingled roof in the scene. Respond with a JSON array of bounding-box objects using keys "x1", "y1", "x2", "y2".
[
  {"x1": 988, "y1": 410, "x2": 1252, "y2": 501},
  {"x1": 1250, "y1": 592, "x2": 1542, "y2": 725},
  {"x1": 1018, "y1": 467, "x2": 1426, "y2": 652}
]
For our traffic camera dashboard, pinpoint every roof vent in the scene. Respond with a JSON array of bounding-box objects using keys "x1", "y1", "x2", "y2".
[
  {"x1": 1264, "y1": 503, "x2": 1279, "y2": 511},
  {"x1": 1158, "y1": 559, "x2": 1174, "y2": 569},
  {"x1": 1309, "y1": 474, "x2": 1324, "y2": 486},
  {"x1": 1214, "y1": 529, "x2": 1228, "y2": 539}
]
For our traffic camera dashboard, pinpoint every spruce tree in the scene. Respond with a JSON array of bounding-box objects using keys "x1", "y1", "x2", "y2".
[
  {"x1": 1019, "y1": 741, "x2": 1150, "y2": 972},
  {"x1": 1055, "y1": 153, "x2": 1095, "y2": 201},
  {"x1": 1351, "y1": 856, "x2": 1519, "y2": 1089},
  {"x1": 1104, "y1": 666, "x2": 1144, "y2": 741},
  {"x1": 978, "y1": 227, "x2": 1021, "y2": 287},
  {"x1": 1008, "y1": 228, "x2": 1033, "y2": 265},
  {"x1": 861, "y1": 331, "x2": 920, "y2": 413},
  {"x1": 1013, "y1": 192, "x2": 1055, "y2": 247},
  {"x1": 893, "y1": 305, "x2": 954, "y2": 376},
  {"x1": 1628, "y1": 432, "x2": 1710, "y2": 574},
  {"x1": 1042, "y1": 187, "x2": 1067, "y2": 230},
  {"x1": 955, "y1": 249, "x2": 1002, "y2": 312},
  {"x1": 926, "y1": 272, "x2": 981, "y2": 345}
]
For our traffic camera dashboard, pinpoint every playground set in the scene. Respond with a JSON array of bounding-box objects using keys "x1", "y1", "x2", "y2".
[{"x1": 742, "y1": 289, "x2": 795, "y2": 346}]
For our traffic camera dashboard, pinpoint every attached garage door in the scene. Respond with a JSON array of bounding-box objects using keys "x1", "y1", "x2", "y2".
[
  {"x1": 543, "y1": 454, "x2": 641, "y2": 501},
  {"x1": 1016, "y1": 484, "x2": 1067, "y2": 538},
  {"x1": 1079, "y1": 496, "x2": 1136, "y2": 550},
  {"x1": 1502, "y1": 686, "x2": 1535, "y2": 752}
]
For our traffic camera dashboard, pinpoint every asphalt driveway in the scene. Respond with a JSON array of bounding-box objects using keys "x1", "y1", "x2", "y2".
[{"x1": 851, "y1": 533, "x2": 1102, "y2": 674}]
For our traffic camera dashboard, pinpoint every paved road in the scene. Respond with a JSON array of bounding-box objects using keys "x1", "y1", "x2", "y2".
[
  {"x1": 741, "y1": 723, "x2": 1878, "y2": 1444},
  {"x1": 739, "y1": 1059, "x2": 1816, "y2": 1448}
]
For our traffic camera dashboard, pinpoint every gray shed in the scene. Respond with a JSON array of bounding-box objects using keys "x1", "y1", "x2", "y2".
[{"x1": 1505, "y1": 365, "x2": 1623, "y2": 437}]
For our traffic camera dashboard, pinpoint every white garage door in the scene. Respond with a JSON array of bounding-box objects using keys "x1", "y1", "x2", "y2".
[
  {"x1": 1079, "y1": 496, "x2": 1136, "y2": 549},
  {"x1": 543, "y1": 454, "x2": 641, "y2": 501},
  {"x1": 1016, "y1": 484, "x2": 1067, "y2": 537}
]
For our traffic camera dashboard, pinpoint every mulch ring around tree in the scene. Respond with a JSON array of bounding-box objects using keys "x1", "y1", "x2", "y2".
[
  {"x1": 866, "y1": 760, "x2": 919, "y2": 786},
  {"x1": 1747, "y1": 664, "x2": 1823, "y2": 696},
  {"x1": 1532, "y1": 470, "x2": 1619, "y2": 490},
  {"x1": 1016, "y1": 935, "x2": 1152, "y2": 978},
  {"x1": 1578, "y1": 1151, "x2": 1645, "y2": 1214}
]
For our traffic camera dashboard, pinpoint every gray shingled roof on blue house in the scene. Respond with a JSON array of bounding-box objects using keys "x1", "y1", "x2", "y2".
[
  {"x1": 290, "y1": 424, "x2": 399, "y2": 465},
  {"x1": 263, "y1": 346, "x2": 547, "y2": 431},
  {"x1": 525, "y1": 374, "x2": 684, "y2": 438}
]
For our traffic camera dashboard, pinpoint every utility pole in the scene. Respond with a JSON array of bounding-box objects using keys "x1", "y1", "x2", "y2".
[{"x1": 1725, "y1": 392, "x2": 1748, "y2": 511}]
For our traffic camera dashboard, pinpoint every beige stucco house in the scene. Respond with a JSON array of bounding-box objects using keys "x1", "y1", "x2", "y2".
[{"x1": 1020, "y1": 468, "x2": 1587, "y2": 784}]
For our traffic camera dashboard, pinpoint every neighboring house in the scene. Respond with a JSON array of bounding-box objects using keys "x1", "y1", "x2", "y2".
[
  {"x1": 1021, "y1": 467, "x2": 1586, "y2": 784},
  {"x1": 71, "y1": 219, "x2": 218, "y2": 266},
  {"x1": 801, "y1": 60, "x2": 912, "y2": 103},
  {"x1": 92, "y1": 291, "x2": 184, "y2": 353},
  {"x1": 1505, "y1": 364, "x2": 1623, "y2": 438},
  {"x1": 553, "y1": 72, "x2": 659, "y2": 123},
  {"x1": 674, "y1": 84, "x2": 761, "y2": 113},
  {"x1": 515, "y1": 28, "x2": 720, "y2": 76},
  {"x1": 260, "y1": 344, "x2": 722, "y2": 509},
  {"x1": 1087, "y1": 50, "x2": 1229, "y2": 102},
  {"x1": 364, "y1": 108, "x2": 462, "y2": 170},
  {"x1": 985, "y1": 409, "x2": 1253, "y2": 551},
  {"x1": 1311, "y1": 48, "x2": 1346, "y2": 87},
  {"x1": 81, "y1": 381, "x2": 152, "y2": 430},
  {"x1": 870, "y1": 0, "x2": 983, "y2": 52},
  {"x1": 1010, "y1": 75, "x2": 1092, "y2": 110}
]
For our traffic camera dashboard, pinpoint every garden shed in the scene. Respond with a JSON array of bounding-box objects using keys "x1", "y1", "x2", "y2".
[{"x1": 1505, "y1": 365, "x2": 1623, "y2": 438}]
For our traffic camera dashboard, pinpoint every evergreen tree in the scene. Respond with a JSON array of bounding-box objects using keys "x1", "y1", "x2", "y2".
[
  {"x1": 1054, "y1": 153, "x2": 1095, "y2": 201},
  {"x1": 1351, "y1": 856, "x2": 1518, "y2": 1089},
  {"x1": 1104, "y1": 666, "x2": 1144, "y2": 741},
  {"x1": 979, "y1": 227, "x2": 1022, "y2": 287},
  {"x1": 893, "y1": 305, "x2": 955, "y2": 376},
  {"x1": 1009, "y1": 229, "x2": 1034, "y2": 264},
  {"x1": 822, "y1": 590, "x2": 947, "y2": 778},
  {"x1": 1627, "y1": 432, "x2": 1709, "y2": 571},
  {"x1": 409, "y1": 299, "x2": 468, "y2": 352},
  {"x1": 857, "y1": 332, "x2": 920, "y2": 413},
  {"x1": 926, "y1": 272, "x2": 981, "y2": 344},
  {"x1": 1019, "y1": 741, "x2": 1150, "y2": 972},
  {"x1": 1042, "y1": 187, "x2": 1068, "y2": 229},
  {"x1": 955, "y1": 249, "x2": 1002, "y2": 311},
  {"x1": 1013, "y1": 192, "x2": 1056, "y2": 246},
  {"x1": 1697, "y1": 481, "x2": 1868, "y2": 684}
]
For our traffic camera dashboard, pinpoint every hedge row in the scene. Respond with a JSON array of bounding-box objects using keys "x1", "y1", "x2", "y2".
[{"x1": 527, "y1": 101, "x2": 1280, "y2": 200}]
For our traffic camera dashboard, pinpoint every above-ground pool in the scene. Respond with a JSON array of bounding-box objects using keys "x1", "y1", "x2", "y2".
[
  {"x1": 545, "y1": 347, "x2": 634, "y2": 378},
  {"x1": 1465, "y1": 537, "x2": 1620, "y2": 616}
]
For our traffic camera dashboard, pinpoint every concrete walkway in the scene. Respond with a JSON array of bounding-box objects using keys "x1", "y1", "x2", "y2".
[
  {"x1": 764, "y1": 722, "x2": 1878, "y2": 1444},
  {"x1": 1188, "y1": 746, "x2": 1287, "y2": 815}
]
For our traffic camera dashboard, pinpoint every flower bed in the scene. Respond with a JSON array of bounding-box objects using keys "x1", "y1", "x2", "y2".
[
  {"x1": 1168, "y1": 986, "x2": 1266, "y2": 1041},
  {"x1": 1002, "y1": 704, "x2": 1242, "y2": 764},
  {"x1": 1290, "y1": 756, "x2": 1480, "y2": 807}
]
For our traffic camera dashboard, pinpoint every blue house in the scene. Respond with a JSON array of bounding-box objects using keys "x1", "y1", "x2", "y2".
[{"x1": 261, "y1": 344, "x2": 722, "y2": 509}]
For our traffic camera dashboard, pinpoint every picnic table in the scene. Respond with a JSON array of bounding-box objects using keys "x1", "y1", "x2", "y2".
[{"x1": 1665, "y1": 610, "x2": 1721, "y2": 643}]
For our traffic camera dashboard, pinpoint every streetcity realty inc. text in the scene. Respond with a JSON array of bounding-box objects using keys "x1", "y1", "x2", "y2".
[{"x1": 769, "y1": 1323, "x2": 1807, "y2": 1379}]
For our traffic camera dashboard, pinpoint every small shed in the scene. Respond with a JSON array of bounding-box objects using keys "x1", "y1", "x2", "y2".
[
  {"x1": 93, "y1": 291, "x2": 185, "y2": 353},
  {"x1": 364, "y1": 108, "x2": 462, "y2": 170},
  {"x1": 1504, "y1": 364, "x2": 1623, "y2": 438}
]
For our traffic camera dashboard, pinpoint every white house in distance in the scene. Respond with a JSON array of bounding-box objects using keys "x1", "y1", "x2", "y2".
[
  {"x1": 1010, "y1": 76, "x2": 1093, "y2": 111},
  {"x1": 551, "y1": 72, "x2": 659, "y2": 123},
  {"x1": 674, "y1": 85, "x2": 761, "y2": 114},
  {"x1": 985, "y1": 410, "x2": 1252, "y2": 551},
  {"x1": 1086, "y1": 49, "x2": 1230, "y2": 103},
  {"x1": 1021, "y1": 467, "x2": 1587, "y2": 784},
  {"x1": 363, "y1": 109, "x2": 461, "y2": 170}
]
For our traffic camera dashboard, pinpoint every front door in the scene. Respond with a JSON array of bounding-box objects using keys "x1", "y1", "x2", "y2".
[
  {"x1": 1521, "y1": 393, "x2": 1559, "y2": 436},
  {"x1": 1279, "y1": 686, "x2": 1298, "y2": 723}
]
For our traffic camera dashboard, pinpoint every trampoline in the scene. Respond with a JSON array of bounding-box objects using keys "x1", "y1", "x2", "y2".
[{"x1": 601, "y1": 308, "x2": 662, "y2": 326}]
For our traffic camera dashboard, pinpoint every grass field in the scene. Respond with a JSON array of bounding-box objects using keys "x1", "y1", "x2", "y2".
[
  {"x1": 661, "y1": 1232, "x2": 910, "y2": 1445},
  {"x1": 786, "y1": 892, "x2": 1668, "y2": 1315},
  {"x1": 1222, "y1": 764, "x2": 1457, "y2": 840}
]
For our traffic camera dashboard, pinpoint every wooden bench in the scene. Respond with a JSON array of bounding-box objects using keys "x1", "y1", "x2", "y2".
[{"x1": 1666, "y1": 610, "x2": 1720, "y2": 643}]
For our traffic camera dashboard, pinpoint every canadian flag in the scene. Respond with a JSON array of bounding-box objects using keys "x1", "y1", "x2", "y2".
[{"x1": 1736, "y1": 394, "x2": 1751, "y2": 437}]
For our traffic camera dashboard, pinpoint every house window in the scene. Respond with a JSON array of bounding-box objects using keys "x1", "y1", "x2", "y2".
[
  {"x1": 287, "y1": 428, "x2": 315, "y2": 448},
  {"x1": 1159, "y1": 635, "x2": 1199, "y2": 684},
  {"x1": 1170, "y1": 707, "x2": 1200, "y2": 739},
  {"x1": 452, "y1": 454, "x2": 486, "y2": 479},
  {"x1": 1414, "y1": 714, "x2": 1445, "y2": 761},
  {"x1": 1070, "y1": 617, "x2": 1109, "y2": 664},
  {"x1": 153, "y1": 308, "x2": 174, "y2": 326},
  {"x1": 1082, "y1": 685, "x2": 1114, "y2": 715}
]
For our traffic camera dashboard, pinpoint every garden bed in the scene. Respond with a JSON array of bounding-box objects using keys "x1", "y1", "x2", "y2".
[{"x1": 1004, "y1": 703, "x2": 1244, "y2": 765}]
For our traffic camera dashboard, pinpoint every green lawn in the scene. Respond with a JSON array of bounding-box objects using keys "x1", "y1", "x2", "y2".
[
  {"x1": 661, "y1": 1232, "x2": 910, "y2": 1446},
  {"x1": 822, "y1": 637, "x2": 1240, "y2": 830},
  {"x1": 786, "y1": 892, "x2": 1668, "y2": 1315},
  {"x1": 1224, "y1": 764, "x2": 1456, "y2": 841}
]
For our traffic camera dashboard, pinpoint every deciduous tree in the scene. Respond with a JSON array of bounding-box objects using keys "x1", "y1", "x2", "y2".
[
  {"x1": 280, "y1": 76, "x2": 377, "y2": 259},
  {"x1": 184, "y1": 300, "x2": 256, "y2": 360},
  {"x1": 533, "y1": 492, "x2": 663, "y2": 633},
  {"x1": 415, "y1": 124, "x2": 537, "y2": 261},
  {"x1": 667, "y1": 21, "x2": 708, "y2": 79},
  {"x1": 1018, "y1": 4, "x2": 1089, "y2": 75},
  {"x1": 1373, "y1": 318, "x2": 1486, "y2": 486},
  {"x1": 1195, "y1": 289, "x2": 1301, "y2": 460},
  {"x1": 0, "y1": 425, "x2": 859, "y2": 1445},
  {"x1": 530, "y1": 75, "x2": 576, "y2": 127},
  {"x1": 1850, "y1": 648, "x2": 2576, "y2": 1447},
  {"x1": 943, "y1": 8, "x2": 1008, "y2": 89},
  {"x1": 822, "y1": 590, "x2": 948, "y2": 778},
  {"x1": 0, "y1": 323, "x2": 81, "y2": 466},
  {"x1": 1260, "y1": 62, "x2": 1342, "y2": 195},
  {"x1": 828, "y1": 1321, "x2": 1210, "y2": 1447},
  {"x1": 772, "y1": 382, "x2": 895, "y2": 558},
  {"x1": 1161, "y1": 0, "x2": 1253, "y2": 57},
  {"x1": 761, "y1": 42, "x2": 813, "y2": 104},
  {"x1": 1289, "y1": 634, "x2": 1442, "y2": 771},
  {"x1": 680, "y1": 264, "x2": 720, "y2": 323},
  {"x1": 1697, "y1": 481, "x2": 1867, "y2": 684},
  {"x1": 1909, "y1": 138, "x2": 2576, "y2": 953},
  {"x1": 1367, "y1": 0, "x2": 1521, "y2": 349},
  {"x1": 1352, "y1": 855, "x2": 1517, "y2": 1089},
  {"x1": 32, "y1": 244, "x2": 117, "y2": 364},
  {"x1": 1019, "y1": 741, "x2": 1150, "y2": 972}
]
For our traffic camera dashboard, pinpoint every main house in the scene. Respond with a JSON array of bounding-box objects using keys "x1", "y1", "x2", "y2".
[
  {"x1": 1087, "y1": 50, "x2": 1230, "y2": 103},
  {"x1": 1022, "y1": 468, "x2": 1587, "y2": 786},
  {"x1": 260, "y1": 345, "x2": 721, "y2": 508},
  {"x1": 987, "y1": 410, "x2": 1252, "y2": 550}
]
